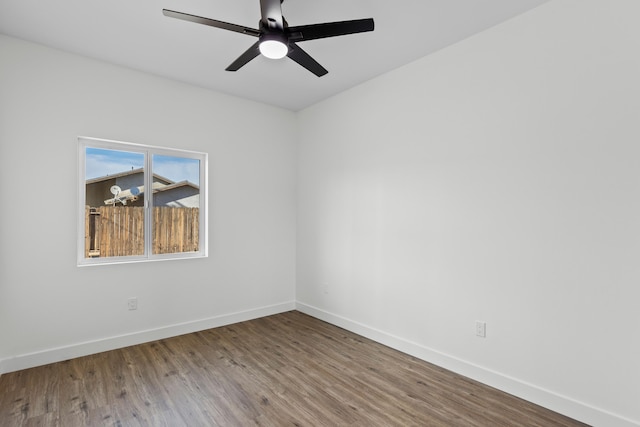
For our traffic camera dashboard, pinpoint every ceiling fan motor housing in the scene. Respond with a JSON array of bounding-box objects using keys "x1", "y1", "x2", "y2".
[{"x1": 258, "y1": 21, "x2": 290, "y2": 58}]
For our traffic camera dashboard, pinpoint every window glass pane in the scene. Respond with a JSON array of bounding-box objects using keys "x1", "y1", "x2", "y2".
[
  {"x1": 84, "y1": 147, "x2": 145, "y2": 259},
  {"x1": 151, "y1": 154, "x2": 201, "y2": 255}
]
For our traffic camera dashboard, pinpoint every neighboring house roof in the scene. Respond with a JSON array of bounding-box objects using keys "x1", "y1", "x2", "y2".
[
  {"x1": 153, "y1": 180, "x2": 199, "y2": 193},
  {"x1": 86, "y1": 168, "x2": 174, "y2": 186}
]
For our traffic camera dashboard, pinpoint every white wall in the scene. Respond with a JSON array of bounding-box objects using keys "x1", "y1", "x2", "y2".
[
  {"x1": 0, "y1": 35, "x2": 297, "y2": 372},
  {"x1": 296, "y1": 1, "x2": 640, "y2": 426}
]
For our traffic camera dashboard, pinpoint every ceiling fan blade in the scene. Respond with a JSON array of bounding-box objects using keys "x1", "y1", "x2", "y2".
[
  {"x1": 259, "y1": 0, "x2": 284, "y2": 30},
  {"x1": 226, "y1": 41, "x2": 262, "y2": 72},
  {"x1": 163, "y1": 9, "x2": 260, "y2": 37},
  {"x1": 287, "y1": 43, "x2": 328, "y2": 77},
  {"x1": 288, "y1": 18, "x2": 374, "y2": 42}
]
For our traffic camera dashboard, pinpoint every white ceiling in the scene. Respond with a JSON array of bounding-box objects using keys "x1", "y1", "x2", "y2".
[{"x1": 0, "y1": 0, "x2": 548, "y2": 111}]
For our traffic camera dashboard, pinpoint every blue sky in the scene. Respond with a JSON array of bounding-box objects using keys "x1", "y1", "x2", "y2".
[{"x1": 86, "y1": 148, "x2": 200, "y2": 185}]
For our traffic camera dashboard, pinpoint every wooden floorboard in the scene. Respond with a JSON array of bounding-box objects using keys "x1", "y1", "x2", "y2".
[{"x1": 0, "y1": 311, "x2": 589, "y2": 426}]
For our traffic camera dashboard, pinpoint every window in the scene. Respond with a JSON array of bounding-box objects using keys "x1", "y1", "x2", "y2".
[{"x1": 78, "y1": 136, "x2": 207, "y2": 265}]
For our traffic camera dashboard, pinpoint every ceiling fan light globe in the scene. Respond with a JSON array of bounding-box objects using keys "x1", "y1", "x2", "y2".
[{"x1": 259, "y1": 40, "x2": 288, "y2": 59}]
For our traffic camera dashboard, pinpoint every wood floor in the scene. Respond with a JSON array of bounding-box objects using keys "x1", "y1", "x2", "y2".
[{"x1": 0, "y1": 311, "x2": 588, "y2": 426}]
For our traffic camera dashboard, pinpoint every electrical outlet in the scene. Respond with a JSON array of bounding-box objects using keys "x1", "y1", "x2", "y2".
[
  {"x1": 476, "y1": 321, "x2": 486, "y2": 338},
  {"x1": 128, "y1": 297, "x2": 138, "y2": 311}
]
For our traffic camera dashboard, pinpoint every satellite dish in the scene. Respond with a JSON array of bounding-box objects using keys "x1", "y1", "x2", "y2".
[
  {"x1": 110, "y1": 185, "x2": 122, "y2": 195},
  {"x1": 130, "y1": 186, "x2": 140, "y2": 196}
]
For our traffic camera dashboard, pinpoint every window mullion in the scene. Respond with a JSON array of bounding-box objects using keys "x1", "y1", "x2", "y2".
[{"x1": 145, "y1": 152, "x2": 153, "y2": 257}]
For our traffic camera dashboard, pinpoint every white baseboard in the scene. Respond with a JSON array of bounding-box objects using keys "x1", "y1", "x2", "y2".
[
  {"x1": 295, "y1": 302, "x2": 639, "y2": 427},
  {"x1": 0, "y1": 301, "x2": 296, "y2": 375}
]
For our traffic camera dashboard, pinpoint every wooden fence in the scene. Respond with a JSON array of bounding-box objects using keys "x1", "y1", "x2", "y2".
[{"x1": 85, "y1": 206, "x2": 199, "y2": 258}]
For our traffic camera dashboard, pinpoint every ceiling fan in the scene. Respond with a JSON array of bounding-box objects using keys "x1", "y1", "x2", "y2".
[{"x1": 163, "y1": 0, "x2": 374, "y2": 77}]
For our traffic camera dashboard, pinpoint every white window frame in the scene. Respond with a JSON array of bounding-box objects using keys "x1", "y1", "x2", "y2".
[{"x1": 77, "y1": 136, "x2": 208, "y2": 266}]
